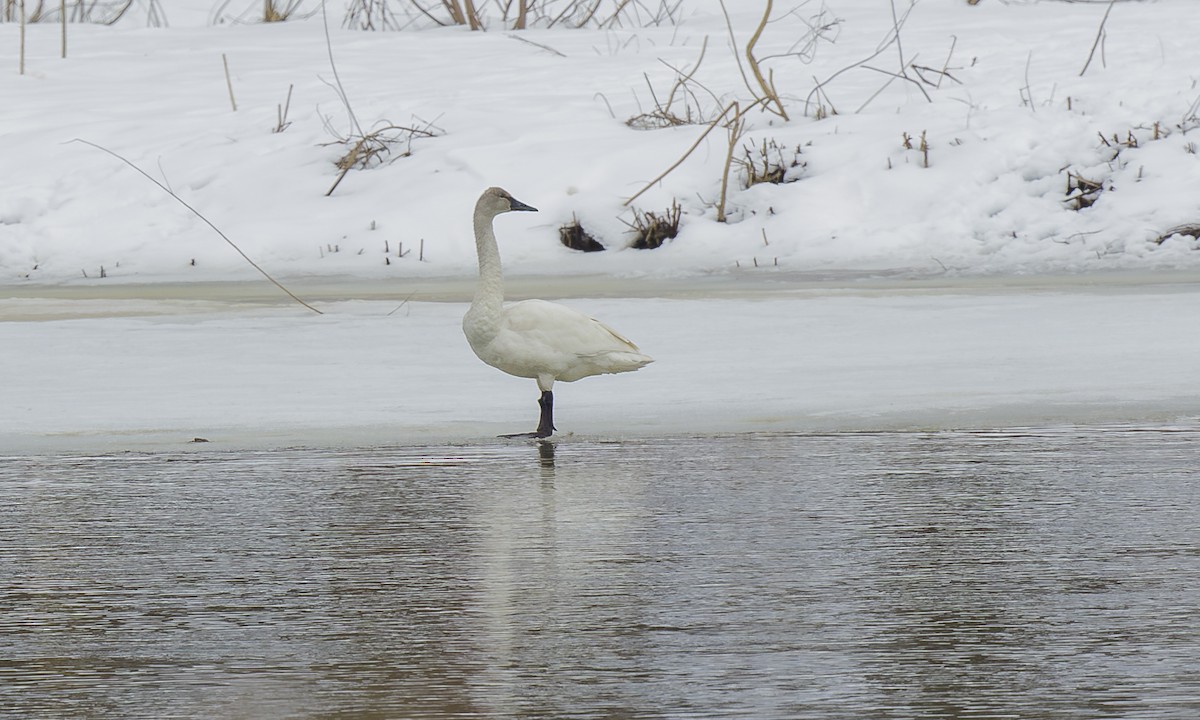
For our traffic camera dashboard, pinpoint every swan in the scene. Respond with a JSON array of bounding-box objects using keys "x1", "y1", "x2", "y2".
[{"x1": 463, "y1": 187, "x2": 654, "y2": 438}]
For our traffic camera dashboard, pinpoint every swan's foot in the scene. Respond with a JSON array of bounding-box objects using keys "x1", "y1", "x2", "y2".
[
  {"x1": 500, "y1": 430, "x2": 552, "y2": 439},
  {"x1": 499, "y1": 390, "x2": 555, "y2": 439}
]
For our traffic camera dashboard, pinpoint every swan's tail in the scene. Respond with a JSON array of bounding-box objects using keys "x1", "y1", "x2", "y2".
[{"x1": 595, "y1": 351, "x2": 654, "y2": 374}]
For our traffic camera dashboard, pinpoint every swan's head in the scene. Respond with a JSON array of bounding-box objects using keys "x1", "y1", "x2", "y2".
[{"x1": 478, "y1": 187, "x2": 538, "y2": 218}]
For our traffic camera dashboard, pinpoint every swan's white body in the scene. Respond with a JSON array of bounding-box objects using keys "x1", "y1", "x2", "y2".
[
  {"x1": 465, "y1": 298, "x2": 651, "y2": 391},
  {"x1": 463, "y1": 187, "x2": 653, "y2": 436}
]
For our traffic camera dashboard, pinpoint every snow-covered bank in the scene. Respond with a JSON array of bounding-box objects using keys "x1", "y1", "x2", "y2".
[
  {"x1": 3, "y1": 277, "x2": 1198, "y2": 453},
  {"x1": 3, "y1": 0, "x2": 1200, "y2": 285}
]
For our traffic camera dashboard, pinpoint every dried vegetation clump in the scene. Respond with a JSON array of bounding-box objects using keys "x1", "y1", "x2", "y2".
[
  {"x1": 329, "y1": 122, "x2": 437, "y2": 171},
  {"x1": 212, "y1": 0, "x2": 310, "y2": 24},
  {"x1": 559, "y1": 216, "x2": 605, "y2": 252},
  {"x1": 323, "y1": 119, "x2": 440, "y2": 196},
  {"x1": 1154, "y1": 225, "x2": 1200, "y2": 246},
  {"x1": 739, "y1": 138, "x2": 806, "y2": 188},
  {"x1": 347, "y1": 0, "x2": 685, "y2": 31},
  {"x1": 1065, "y1": 171, "x2": 1104, "y2": 211},
  {"x1": 626, "y1": 200, "x2": 682, "y2": 250},
  {"x1": 7, "y1": 0, "x2": 166, "y2": 24},
  {"x1": 626, "y1": 38, "x2": 712, "y2": 131},
  {"x1": 1064, "y1": 121, "x2": 1197, "y2": 214}
]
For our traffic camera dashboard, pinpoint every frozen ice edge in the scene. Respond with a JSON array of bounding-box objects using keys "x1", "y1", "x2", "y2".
[
  {"x1": 3, "y1": 271, "x2": 1199, "y2": 455},
  {"x1": 7, "y1": 267, "x2": 1200, "y2": 303}
]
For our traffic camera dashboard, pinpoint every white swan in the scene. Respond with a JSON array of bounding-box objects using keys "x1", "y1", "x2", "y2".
[{"x1": 463, "y1": 187, "x2": 654, "y2": 438}]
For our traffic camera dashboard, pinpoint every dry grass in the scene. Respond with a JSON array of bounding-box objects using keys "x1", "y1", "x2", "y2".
[
  {"x1": 356, "y1": 0, "x2": 684, "y2": 31},
  {"x1": 901, "y1": 130, "x2": 930, "y2": 168},
  {"x1": 1065, "y1": 171, "x2": 1104, "y2": 211},
  {"x1": 6, "y1": 0, "x2": 163, "y2": 24},
  {"x1": 739, "y1": 138, "x2": 805, "y2": 188},
  {"x1": 1154, "y1": 224, "x2": 1200, "y2": 245},
  {"x1": 1097, "y1": 129, "x2": 1140, "y2": 151},
  {"x1": 211, "y1": 0, "x2": 311, "y2": 24},
  {"x1": 273, "y1": 84, "x2": 294, "y2": 133},
  {"x1": 626, "y1": 96, "x2": 706, "y2": 130},
  {"x1": 262, "y1": 0, "x2": 305, "y2": 22},
  {"x1": 626, "y1": 37, "x2": 713, "y2": 130},
  {"x1": 626, "y1": 199, "x2": 682, "y2": 250},
  {"x1": 559, "y1": 215, "x2": 605, "y2": 252},
  {"x1": 324, "y1": 119, "x2": 440, "y2": 196}
]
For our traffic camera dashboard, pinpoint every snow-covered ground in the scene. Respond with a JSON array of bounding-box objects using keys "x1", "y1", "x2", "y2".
[
  {"x1": 2, "y1": 1, "x2": 1199, "y2": 450},
  {"x1": 4, "y1": 0, "x2": 1200, "y2": 280}
]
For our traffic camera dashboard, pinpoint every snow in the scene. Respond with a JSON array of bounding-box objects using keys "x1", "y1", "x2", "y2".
[
  {"x1": 2, "y1": 1, "x2": 1199, "y2": 451},
  {"x1": 4, "y1": 273, "x2": 1199, "y2": 452}
]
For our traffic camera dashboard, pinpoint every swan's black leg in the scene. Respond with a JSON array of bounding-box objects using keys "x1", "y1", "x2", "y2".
[
  {"x1": 535, "y1": 390, "x2": 555, "y2": 438},
  {"x1": 500, "y1": 390, "x2": 556, "y2": 439}
]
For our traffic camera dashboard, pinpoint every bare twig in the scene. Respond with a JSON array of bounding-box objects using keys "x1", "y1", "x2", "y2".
[
  {"x1": 810, "y1": 74, "x2": 838, "y2": 118},
  {"x1": 717, "y1": 103, "x2": 746, "y2": 222},
  {"x1": 884, "y1": 0, "x2": 929, "y2": 102},
  {"x1": 1079, "y1": 0, "x2": 1117, "y2": 77},
  {"x1": 594, "y1": 91, "x2": 616, "y2": 118},
  {"x1": 571, "y1": 0, "x2": 604, "y2": 28},
  {"x1": 19, "y1": 0, "x2": 26, "y2": 75},
  {"x1": 463, "y1": 0, "x2": 481, "y2": 29},
  {"x1": 809, "y1": 0, "x2": 932, "y2": 116},
  {"x1": 222, "y1": 53, "x2": 237, "y2": 111},
  {"x1": 888, "y1": 0, "x2": 910, "y2": 81},
  {"x1": 386, "y1": 291, "x2": 417, "y2": 316},
  {"x1": 718, "y1": 0, "x2": 754, "y2": 103},
  {"x1": 860, "y1": 59, "x2": 931, "y2": 104},
  {"x1": 718, "y1": 0, "x2": 788, "y2": 120},
  {"x1": 509, "y1": 33, "x2": 566, "y2": 56},
  {"x1": 758, "y1": 7, "x2": 842, "y2": 64},
  {"x1": 1022, "y1": 50, "x2": 1036, "y2": 112},
  {"x1": 322, "y1": 0, "x2": 364, "y2": 138},
  {"x1": 937, "y1": 34, "x2": 957, "y2": 89},
  {"x1": 744, "y1": 0, "x2": 788, "y2": 120},
  {"x1": 805, "y1": 22, "x2": 899, "y2": 116},
  {"x1": 627, "y1": 37, "x2": 713, "y2": 129},
  {"x1": 71, "y1": 139, "x2": 323, "y2": 315},
  {"x1": 1182, "y1": 93, "x2": 1200, "y2": 134},
  {"x1": 624, "y1": 101, "x2": 741, "y2": 207},
  {"x1": 274, "y1": 83, "x2": 294, "y2": 133},
  {"x1": 407, "y1": 0, "x2": 448, "y2": 26},
  {"x1": 660, "y1": 35, "x2": 710, "y2": 113}
]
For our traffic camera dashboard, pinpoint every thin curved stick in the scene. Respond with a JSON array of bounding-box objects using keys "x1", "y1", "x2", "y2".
[
  {"x1": 623, "y1": 102, "x2": 739, "y2": 207},
  {"x1": 718, "y1": 0, "x2": 754, "y2": 101},
  {"x1": 660, "y1": 34, "x2": 708, "y2": 111},
  {"x1": 1079, "y1": 0, "x2": 1117, "y2": 77},
  {"x1": 744, "y1": 0, "x2": 788, "y2": 120},
  {"x1": 716, "y1": 102, "x2": 743, "y2": 223},
  {"x1": 719, "y1": 0, "x2": 787, "y2": 120},
  {"x1": 71, "y1": 139, "x2": 323, "y2": 315}
]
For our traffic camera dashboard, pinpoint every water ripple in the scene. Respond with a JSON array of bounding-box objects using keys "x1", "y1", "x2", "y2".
[{"x1": 1, "y1": 428, "x2": 1198, "y2": 719}]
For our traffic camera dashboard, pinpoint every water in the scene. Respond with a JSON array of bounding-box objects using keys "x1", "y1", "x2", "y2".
[{"x1": 2, "y1": 428, "x2": 1198, "y2": 719}]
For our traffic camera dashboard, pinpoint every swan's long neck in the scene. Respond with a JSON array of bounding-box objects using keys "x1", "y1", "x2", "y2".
[{"x1": 470, "y1": 206, "x2": 504, "y2": 324}]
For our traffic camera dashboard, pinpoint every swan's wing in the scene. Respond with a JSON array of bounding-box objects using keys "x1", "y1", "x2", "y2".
[
  {"x1": 503, "y1": 299, "x2": 643, "y2": 355},
  {"x1": 587, "y1": 317, "x2": 642, "y2": 353},
  {"x1": 488, "y1": 299, "x2": 653, "y2": 382}
]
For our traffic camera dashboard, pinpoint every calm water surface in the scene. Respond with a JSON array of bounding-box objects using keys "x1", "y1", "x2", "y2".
[{"x1": 1, "y1": 428, "x2": 1198, "y2": 719}]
